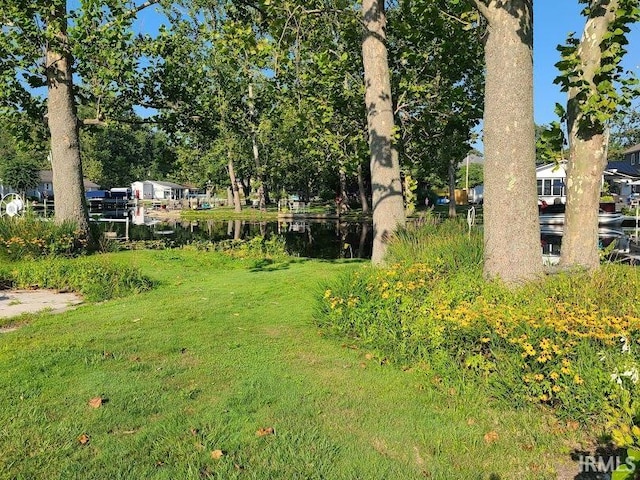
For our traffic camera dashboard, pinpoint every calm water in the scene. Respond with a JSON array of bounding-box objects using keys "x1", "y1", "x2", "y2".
[
  {"x1": 93, "y1": 208, "x2": 633, "y2": 261},
  {"x1": 93, "y1": 209, "x2": 373, "y2": 259}
]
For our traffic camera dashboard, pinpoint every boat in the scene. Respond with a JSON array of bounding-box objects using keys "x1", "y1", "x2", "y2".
[{"x1": 539, "y1": 211, "x2": 624, "y2": 227}]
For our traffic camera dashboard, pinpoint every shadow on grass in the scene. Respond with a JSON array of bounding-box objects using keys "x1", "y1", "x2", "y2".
[
  {"x1": 249, "y1": 259, "x2": 293, "y2": 272},
  {"x1": 565, "y1": 445, "x2": 629, "y2": 479}
]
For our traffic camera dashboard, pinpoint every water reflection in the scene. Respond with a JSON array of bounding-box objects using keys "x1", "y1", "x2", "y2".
[
  {"x1": 541, "y1": 226, "x2": 630, "y2": 265},
  {"x1": 94, "y1": 207, "x2": 373, "y2": 259}
]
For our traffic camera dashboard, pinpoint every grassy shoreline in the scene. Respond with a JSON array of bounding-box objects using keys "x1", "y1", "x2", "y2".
[{"x1": 0, "y1": 250, "x2": 580, "y2": 479}]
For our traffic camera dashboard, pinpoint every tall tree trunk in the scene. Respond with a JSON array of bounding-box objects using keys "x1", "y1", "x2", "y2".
[
  {"x1": 338, "y1": 161, "x2": 349, "y2": 211},
  {"x1": 249, "y1": 84, "x2": 267, "y2": 211},
  {"x1": 474, "y1": 0, "x2": 542, "y2": 284},
  {"x1": 357, "y1": 163, "x2": 370, "y2": 214},
  {"x1": 45, "y1": 5, "x2": 89, "y2": 238},
  {"x1": 560, "y1": 5, "x2": 618, "y2": 270},
  {"x1": 448, "y1": 159, "x2": 457, "y2": 218},
  {"x1": 227, "y1": 154, "x2": 242, "y2": 213},
  {"x1": 362, "y1": 0, "x2": 406, "y2": 264},
  {"x1": 241, "y1": 178, "x2": 251, "y2": 205}
]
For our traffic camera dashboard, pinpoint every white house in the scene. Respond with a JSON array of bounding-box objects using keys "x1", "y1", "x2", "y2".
[
  {"x1": 131, "y1": 180, "x2": 188, "y2": 200},
  {"x1": 536, "y1": 160, "x2": 640, "y2": 207},
  {"x1": 536, "y1": 162, "x2": 568, "y2": 205}
]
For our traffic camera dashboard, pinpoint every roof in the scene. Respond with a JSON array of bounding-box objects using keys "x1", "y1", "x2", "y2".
[
  {"x1": 39, "y1": 170, "x2": 100, "y2": 189},
  {"x1": 147, "y1": 180, "x2": 188, "y2": 189},
  {"x1": 458, "y1": 153, "x2": 484, "y2": 166},
  {"x1": 623, "y1": 144, "x2": 640, "y2": 155},
  {"x1": 536, "y1": 161, "x2": 567, "y2": 174},
  {"x1": 605, "y1": 161, "x2": 640, "y2": 177}
]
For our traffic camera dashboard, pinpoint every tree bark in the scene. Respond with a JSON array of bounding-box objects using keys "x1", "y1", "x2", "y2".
[
  {"x1": 448, "y1": 159, "x2": 457, "y2": 218},
  {"x1": 45, "y1": 5, "x2": 90, "y2": 238},
  {"x1": 249, "y1": 84, "x2": 267, "y2": 211},
  {"x1": 560, "y1": 4, "x2": 618, "y2": 270},
  {"x1": 474, "y1": 0, "x2": 542, "y2": 284},
  {"x1": 357, "y1": 163, "x2": 370, "y2": 214},
  {"x1": 227, "y1": 154, "x2": 242, "y2": 212},
  {"x1": 361, "y1": 0, "x2": 406, "y2": 264}
]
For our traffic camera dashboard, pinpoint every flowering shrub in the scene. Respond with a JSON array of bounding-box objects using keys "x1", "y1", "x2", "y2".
[
  {"x1": 317, "y1": 220, "x2": 640, "y2": 424},
  {"x1": 0, "y1": 216, "x2": 87, "y2": 260}
]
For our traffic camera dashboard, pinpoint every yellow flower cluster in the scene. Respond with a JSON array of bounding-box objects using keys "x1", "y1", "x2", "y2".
[{"x1": 322, "y1": 262, "x2": 640, "y2": 409}]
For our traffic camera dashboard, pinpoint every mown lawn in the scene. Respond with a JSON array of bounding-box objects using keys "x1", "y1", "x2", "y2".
[{"x1": 0, "y1": 250, "x2": 576, "y2": 479}]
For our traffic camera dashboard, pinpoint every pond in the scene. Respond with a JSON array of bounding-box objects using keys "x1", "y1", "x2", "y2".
[
  {"x1": 92, "y1": 208, "x2": 373, "y2": 259},
  {"x1": 92, "y1": 207, "x2": 635, "y2": 262}
]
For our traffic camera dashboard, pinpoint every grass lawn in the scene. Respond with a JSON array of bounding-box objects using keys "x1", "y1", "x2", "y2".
[{"x1": 0, "y1": 250, "x2": 576, "y2": 479}]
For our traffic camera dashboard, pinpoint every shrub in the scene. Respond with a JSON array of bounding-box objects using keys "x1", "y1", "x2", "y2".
[
  {"x1": 0, "y1": 215, "x2": 87, "y2": 260},
  {"x1": 184, "y1": 235, "x2": 289, "y2": 260},
  {"x1": 317, "y1": 220, "x2": 640, "y2": 425}
]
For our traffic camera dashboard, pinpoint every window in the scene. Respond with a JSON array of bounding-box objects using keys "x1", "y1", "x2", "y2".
[
  {"x1": 543, "y1": 179, "x2": 552, "y2": 196},
  {"x1": 552, "y1": 179, "x2": 564, "y2": 196},
  {"x1": 632, "y1": 153, "x2": 636, "y2": 165},
  {"x1": 537, "y1": 179, "x2": 542, "y2": 196}
]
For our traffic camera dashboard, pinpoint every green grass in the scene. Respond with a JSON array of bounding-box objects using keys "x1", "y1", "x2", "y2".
[{"x1": 0, "y1": 250, "x2": 576, "y2": 479}]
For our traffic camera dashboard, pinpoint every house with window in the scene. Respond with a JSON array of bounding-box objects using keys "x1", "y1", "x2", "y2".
[
  {"x1": 536, "y1": 162, "x2": 568, "y2": 205},
  {"x1": 1, "y1": 170, "x2": 99, "y2": 200},
  {"x1": 131, "y1": 180, "x2": 188, "y2": 200},
  {"x1": 536, "y1": 157, "x2": 640, "y2": 207}
]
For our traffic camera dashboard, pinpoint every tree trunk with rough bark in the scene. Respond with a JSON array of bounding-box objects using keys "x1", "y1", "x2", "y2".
[
  {"x1": 357, "y1": 163, "x2": 370, "y2": 214},
  {"x1": 45, "y1": 5, "x2": 90, "y2": 238},
  {"x1": 249, "y1": 84, "x2": 267, "y2": 211},
  {"x1": 227, "y1": 154, "x2": 242, "y2": 212},
  {"x1": 474, "y1": 0, "x2": 542, "y2": 284},
  {"x1": 448, "y1": 159, "x2": 457, "y2": 218},
  {"x1": 560, "y1": 5, "x2": 618, "y2": 270},
  {"x1": 362, "y1": 0, "x2": 406, "y2": 264}
]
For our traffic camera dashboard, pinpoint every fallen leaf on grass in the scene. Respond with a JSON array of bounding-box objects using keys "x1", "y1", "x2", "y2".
[
  {"x1": 78, "y1": 433, "x2": 90, "y2": 445},
  {"x1": 211, "y1": 449, "x2": 225, "y2": 459},
  {"x1": 365, "y1": 353, "x2": 374, "y2": 360},
  {"x1": 466, "y1": 418, "x2": 476, "y2": 426},
  {"x1": 483, "y1": 431, "x2": 499, "y2": 444},
  {"x1": 88, "y1": 397, "x2": 103, "y2": 409},
  {"x1": 256, "y1": 427, "x2": 275, "y2": 437},
  {"x1": 566, "y1": 421, "x2": 579, "y2": 431}
]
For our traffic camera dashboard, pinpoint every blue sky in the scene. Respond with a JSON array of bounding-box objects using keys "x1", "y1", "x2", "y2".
[{"x1": 535, "y1": 2, "x2": 640, "y2": 125}]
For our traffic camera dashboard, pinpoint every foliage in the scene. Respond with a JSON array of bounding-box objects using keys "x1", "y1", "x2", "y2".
[
  {"x1": 455, "y1": 162, "x2": 483, "y2": 189},
  {"x1": 0, "y1": 215, "x2": 88, "y2": 260},
  {"x1": 610, "y1": 106, "x2": 640, "y2": 160},
  {"x1": 318, "y1": 220, "x2": 640, "y2": 425},
  {"x1": 0, "y1": 155, "x2": 40, "y2": 194},
  {"x1": 0, "y1": 256, "x2": 153, "y2": 302},
  {"x1": 184, "y1": 235, "x2": 289, "y2": 262},
  {"x1": 554, "y1": 1, "x2": 640, "y2": 137},
  {"x1": 536, "y1": 119, "x2": 566, "y2": 164}
]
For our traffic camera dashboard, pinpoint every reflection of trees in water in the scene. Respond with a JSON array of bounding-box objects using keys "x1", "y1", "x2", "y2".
[{"x1": 107, "y1": 217, "x2": 373, "y2": 258}]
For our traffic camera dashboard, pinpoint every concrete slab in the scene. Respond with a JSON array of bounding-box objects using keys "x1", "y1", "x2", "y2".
[{"x1": 0, "y1": 289, "x2": 83, "y2": 320}]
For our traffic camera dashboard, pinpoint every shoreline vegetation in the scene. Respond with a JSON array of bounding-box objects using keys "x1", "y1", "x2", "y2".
[{"x1": 1, "y1": 216, "x2": 636, "y2": 478}]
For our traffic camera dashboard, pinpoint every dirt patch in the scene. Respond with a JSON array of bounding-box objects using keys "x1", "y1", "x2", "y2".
[{"x1": 0, "y1": 289, "x2": 83, "y2": 324}]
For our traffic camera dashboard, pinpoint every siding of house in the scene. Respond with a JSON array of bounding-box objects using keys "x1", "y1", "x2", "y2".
[{"x1": 536, "y1": 163, "x2": 567, "y2": 205}]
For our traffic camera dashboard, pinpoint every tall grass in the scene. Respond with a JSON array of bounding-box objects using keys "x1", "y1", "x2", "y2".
[
  {"x1": 0, "y1": 256, "x2": 153, "y2": 302},
  {"x1": 0, "y1": 214, "x2": 87, "y2": 260},
  {"x1": 386, "y1": 217, "x2": 482, "y2": 273}
]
